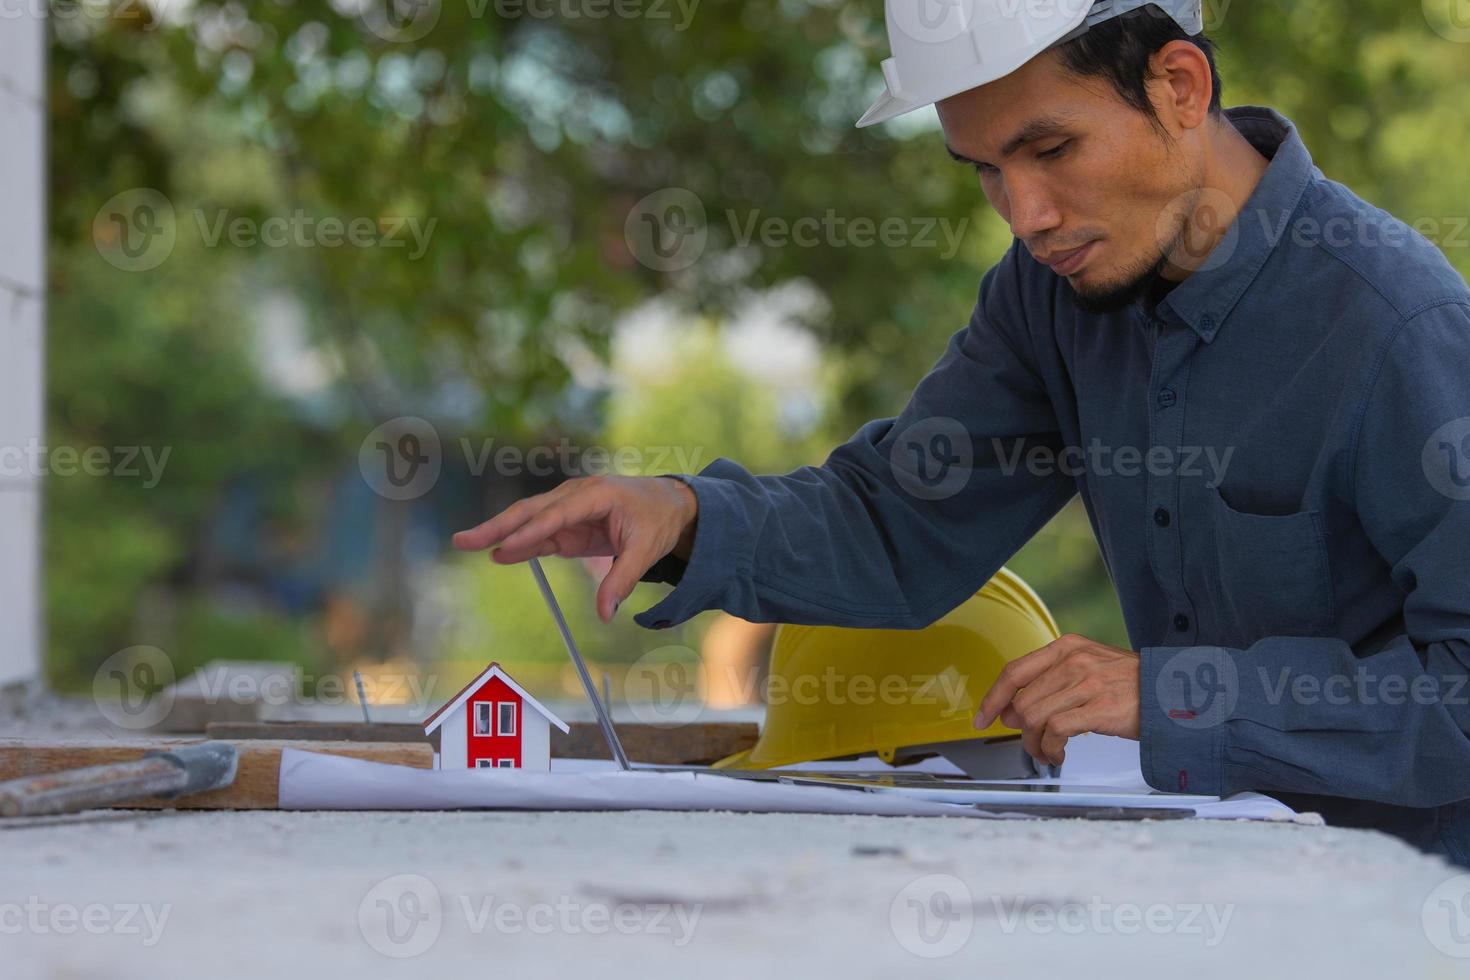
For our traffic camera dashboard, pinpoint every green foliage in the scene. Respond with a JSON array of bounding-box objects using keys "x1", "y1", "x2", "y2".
[{"x1": 44, "y1": 0, "x2": 1470, "y2": 684}]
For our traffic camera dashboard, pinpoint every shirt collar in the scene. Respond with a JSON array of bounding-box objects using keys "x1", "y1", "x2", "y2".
[{"x1": 1152, "y1": 105, "x2": 1318, "y2": 343}]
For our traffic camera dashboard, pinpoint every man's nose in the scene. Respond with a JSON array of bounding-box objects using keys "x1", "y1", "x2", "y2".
[{"x1": 1003, "y1": 176, "x2": 1062, "y2": 240}]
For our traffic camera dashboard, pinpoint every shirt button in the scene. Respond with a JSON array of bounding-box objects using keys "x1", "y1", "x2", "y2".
[
  {"x1": 1157, "y1": 386, "x2": 1177, "y2": 408},
  {"x1": 1153, "y1": 507, "x2": 1171, "y2": 528},
  {"x1": 1173, "y1": 613, "x2": 1191, "y2": 632},
  {"x1": 1201, "y1": 314, "x2": 1215, "y2": 332}
]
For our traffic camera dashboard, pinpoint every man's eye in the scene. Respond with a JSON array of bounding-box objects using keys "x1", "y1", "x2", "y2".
[{"x1": 1038, "y1": 141, "x2": 1071, "y2": 160}]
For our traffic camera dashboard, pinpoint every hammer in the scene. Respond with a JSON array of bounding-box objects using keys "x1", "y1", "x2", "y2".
[{"x1": 0, "y1": 742, "x2": 239, "y2": 817}]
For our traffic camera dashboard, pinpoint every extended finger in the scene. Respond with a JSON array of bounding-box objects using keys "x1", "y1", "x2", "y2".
[
  {"x1": 1015, "y1": 685, "x2": 1090, "y2": 763},
  {"x1": 975, "y1": 634, "x2": 1085, "y2": 729},
  {"x1": 491, "y1": 493, "x2": 607, "y2": 564},
  {"x1": 595, "y1": 538, "x2": 661, "y2": 622},
  {"x1": 1038, "y1": 708, "x2": 1092, "y2": 767},
  {"x1": 452, "y1": 486, "x2": 567, "y2": 551}
]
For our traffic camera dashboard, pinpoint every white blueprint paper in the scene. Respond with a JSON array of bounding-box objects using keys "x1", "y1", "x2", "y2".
[{"x1": 277, "y1": 732, "x2": 1296, "y2": 821}]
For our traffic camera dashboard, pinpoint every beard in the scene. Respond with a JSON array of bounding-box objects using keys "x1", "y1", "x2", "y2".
[
  {"x1": 1068, "y1": 247, "x2": 1171, "y2": 315},
  {"x1": 1068, "y1": 191, "x2": 1196, "y2": 315}
]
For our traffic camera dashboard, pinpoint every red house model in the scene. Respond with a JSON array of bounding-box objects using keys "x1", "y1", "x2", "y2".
[{"x1": 420, "y1": 662, "x2": 570, "y2": 771}]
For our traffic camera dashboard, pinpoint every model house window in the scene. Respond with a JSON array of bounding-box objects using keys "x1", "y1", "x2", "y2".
[
  {"x1": 474, "y1": 702, "x2": 492, "y2": 735},
  {"x1": 476, "y1": 759, "x2": 494, "y2": 768},
  {"x1": 496, "y1": 759, "x2": 515, "y2": 768},
  {"x1": 496, "y1": 701, "x2": 516, "y2": 736}
]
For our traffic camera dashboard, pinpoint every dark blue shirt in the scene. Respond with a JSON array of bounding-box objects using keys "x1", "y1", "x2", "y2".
[{"x1": 635, "y1": 106, "x2": 1470, "y2": 863}]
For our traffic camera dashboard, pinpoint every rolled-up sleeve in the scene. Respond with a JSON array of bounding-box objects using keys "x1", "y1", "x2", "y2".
[
  {"x1": 633, "y1": 242, "x2": 1078, "y2": 631},
  {"x1": 1139, "y1": 300, "x2": 1470, "y2": 806}
]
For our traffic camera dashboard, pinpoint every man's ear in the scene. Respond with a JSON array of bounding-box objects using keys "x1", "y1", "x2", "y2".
[{"x1": 1150, "y1": 39, "x2": 1214, "y2": 133}]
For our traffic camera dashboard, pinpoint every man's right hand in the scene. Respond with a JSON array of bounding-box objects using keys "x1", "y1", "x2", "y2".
[{"x1": 452, "y1": 475, "x2": 699, "y2": 623}]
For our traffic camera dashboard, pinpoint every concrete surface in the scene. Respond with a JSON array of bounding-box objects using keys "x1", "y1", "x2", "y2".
[
  {"x1": 4, "y1": 807, "x2": 1468, "y2": 978},
  {"x1": 4, "y1": 695, "x2": 1469, "y2": 977}
]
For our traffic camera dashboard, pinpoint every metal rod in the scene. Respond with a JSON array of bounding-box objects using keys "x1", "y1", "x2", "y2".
[
  {"x1": 528, "y1": 558, "x2": 631, "y2": 770},
  {"x1": 354, "y1": 670, "x2": 372, "y2": 724},
  {"x1": 0, "y1": 757, "x2": 188, "y2": 817}
]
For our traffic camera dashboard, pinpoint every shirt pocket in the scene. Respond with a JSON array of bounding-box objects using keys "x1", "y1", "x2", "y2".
[{"x1": 1209, "y1": 486, "x2": 1335, "y2": 642}]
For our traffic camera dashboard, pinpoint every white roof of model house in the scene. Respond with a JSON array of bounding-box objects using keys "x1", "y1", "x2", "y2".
[{"x1": 420, "y1": 661, "x2": 571, "y2": 735}]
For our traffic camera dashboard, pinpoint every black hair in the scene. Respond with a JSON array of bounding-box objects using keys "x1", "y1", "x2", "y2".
[{"x1": 1055, "y1": 5, "x2": 1223, "y2": 129}]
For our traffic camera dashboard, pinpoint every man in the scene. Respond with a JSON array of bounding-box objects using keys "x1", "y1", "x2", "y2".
[{"x1": 454, "y1": 1, "x2": 1470, "y2": 865}]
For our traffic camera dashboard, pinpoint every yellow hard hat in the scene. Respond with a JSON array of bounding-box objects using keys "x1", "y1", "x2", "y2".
[{"x1": 714, "y1": 567, "x2": 1060, "y2": 769}]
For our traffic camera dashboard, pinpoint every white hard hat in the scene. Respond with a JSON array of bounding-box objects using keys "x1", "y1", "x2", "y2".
[{"x1": 857, "y1": 0, "x2": 1205, "y2": 128}]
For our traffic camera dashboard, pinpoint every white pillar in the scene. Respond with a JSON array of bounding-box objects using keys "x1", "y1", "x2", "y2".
[{"x1": 0, "y1": 9, "x2": 44, "y2": 687}]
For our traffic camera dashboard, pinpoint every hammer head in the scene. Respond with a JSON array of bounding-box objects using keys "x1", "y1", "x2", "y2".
[{"x1": 144, "y1": 741, "x2": 239, "y2": 797}]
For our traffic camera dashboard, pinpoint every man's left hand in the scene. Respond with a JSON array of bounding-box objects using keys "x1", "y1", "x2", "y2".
[{"x1": 973, "y1": 634, "x2": 1141, "y2": 768}]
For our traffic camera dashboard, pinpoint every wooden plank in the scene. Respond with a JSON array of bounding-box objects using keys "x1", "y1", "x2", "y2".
[
  {"x1": 552, "y1": 722, "x2": 758, "y2": 766},
  {"x1": 206, "y1": 722, "x2": 427, "y2": 743},
  {"x1": 206, "y1": 720, "x2": 759, "y2": 766},
  {"x1": 0, "y1": 740, "x2": 433, "y2": 811}
]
